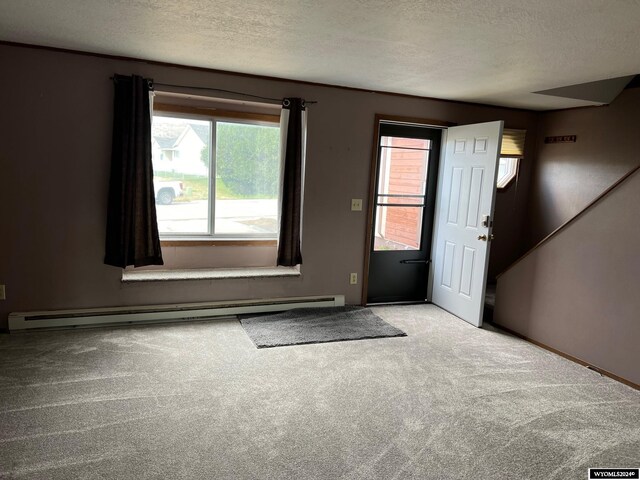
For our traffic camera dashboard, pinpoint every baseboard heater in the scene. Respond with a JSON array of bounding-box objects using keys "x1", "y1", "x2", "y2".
[{"x1": 8, "y1": 295, "x2": 346, "y2": 332}]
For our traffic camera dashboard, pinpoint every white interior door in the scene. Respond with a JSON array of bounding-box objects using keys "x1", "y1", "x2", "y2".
[{"x1": 430, "y1": 121, "x2": 503, "y2": 327}]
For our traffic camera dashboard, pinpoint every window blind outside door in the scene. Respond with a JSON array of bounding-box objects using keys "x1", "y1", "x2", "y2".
[{"x1": 501, "y1": 129, "x2": 526, "y2": 157}]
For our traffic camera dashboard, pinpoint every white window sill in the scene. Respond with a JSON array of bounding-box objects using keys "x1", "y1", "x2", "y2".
[{"x1": 122, "y1": 266, "x2": 300, "y2": 283}]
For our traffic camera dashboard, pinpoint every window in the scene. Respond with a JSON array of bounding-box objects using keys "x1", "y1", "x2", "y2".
[
  {"x1": 151, "y1": 106, "x2": 281, "y2": 240},
  {"x1": 374, "y1": 134, "x2": 431, "y2": 251},
  {"x1": 496, "y1": 157, "x2": 519, "y2": 189},
  {"x1": 497, "y1": 128, "x2": 526, "y2": 189}
]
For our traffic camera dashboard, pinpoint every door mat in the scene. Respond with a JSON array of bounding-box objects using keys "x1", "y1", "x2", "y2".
[{"x1": 239, "y1": 306, "x2": 407, "y2": 348}]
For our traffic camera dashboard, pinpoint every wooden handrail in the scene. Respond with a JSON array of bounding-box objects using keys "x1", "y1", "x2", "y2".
[{"x1": 497, "y1": 163, "x2": 640, "y2": 279}]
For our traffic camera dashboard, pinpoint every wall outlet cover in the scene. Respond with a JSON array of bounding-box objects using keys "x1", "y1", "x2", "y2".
[{"x1": 351, "y1": 199, "x2": 363, "y2": 211}]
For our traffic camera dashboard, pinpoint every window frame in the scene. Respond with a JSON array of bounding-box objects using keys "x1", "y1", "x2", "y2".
[
  {"x1": 496, "y1": 156, "x2": 521, "y2": 190},
  {"x1": 152, "y1": 103, "x2": 281, "y2": 244}
]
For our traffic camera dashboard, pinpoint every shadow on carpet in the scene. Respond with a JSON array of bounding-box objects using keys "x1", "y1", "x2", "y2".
[{"x1": 239, "y1": 306, "x2": 407, "y2": 348}]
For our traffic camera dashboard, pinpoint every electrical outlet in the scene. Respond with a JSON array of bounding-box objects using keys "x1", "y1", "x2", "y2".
[
  {"x1": 349, "y1": 273, "x2": 358, "y2": 285},
  {"x1": 0, "y1": 285, "x2": 5, "y2": 300},
  {"x1": 351, "y1": 199, "x2": 363, "y2": 211}
]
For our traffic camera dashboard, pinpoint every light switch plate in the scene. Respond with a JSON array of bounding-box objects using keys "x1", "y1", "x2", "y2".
[{"x1": 351, "y1": 199, "x2": 363, "y2": 211}]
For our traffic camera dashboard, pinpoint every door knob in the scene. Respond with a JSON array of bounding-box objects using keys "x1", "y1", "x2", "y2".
[{"x1": 478, "y1": 234, "x2": 495, "y2": 241}]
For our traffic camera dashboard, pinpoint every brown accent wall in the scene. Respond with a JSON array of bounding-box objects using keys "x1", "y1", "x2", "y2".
[
  {"x1": 0, "y1": 44, "x2": 538, "y2": 328},
  {"x1": 495, "y1": 87, "x2": 640, "y2": 386},
  {"x1": 527, "y1": 88, "x2": 640, "y2": 246},
  {"x1": 488, "y1": 126, "x2": 539, "y2": 281},
  {"x1": 495, "y1": 169, "x2": 640, "y2": 386}
]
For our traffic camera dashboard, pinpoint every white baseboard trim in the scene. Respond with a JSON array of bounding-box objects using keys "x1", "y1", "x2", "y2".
[{"x1": 8, "y1": 295, "x2": 346, "y2": 331}]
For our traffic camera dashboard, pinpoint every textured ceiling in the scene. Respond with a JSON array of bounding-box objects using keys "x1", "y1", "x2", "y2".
[{"x1": 2, "y1": 0, "x2": 640, "y2": 110}]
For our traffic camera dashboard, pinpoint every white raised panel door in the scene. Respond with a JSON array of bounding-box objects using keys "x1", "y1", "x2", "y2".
[{"x1": 431, "y1": 121, "x2": 503, "y2": 327}]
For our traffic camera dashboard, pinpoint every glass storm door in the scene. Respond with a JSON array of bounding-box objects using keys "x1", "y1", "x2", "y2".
[{"x1": 367, "y1": 122, "x2": 442, "y2": 303}]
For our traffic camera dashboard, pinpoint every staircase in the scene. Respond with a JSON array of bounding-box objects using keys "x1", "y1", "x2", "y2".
[{"x1": 493, "y1": 165, "x2": 640, "y2": 388}]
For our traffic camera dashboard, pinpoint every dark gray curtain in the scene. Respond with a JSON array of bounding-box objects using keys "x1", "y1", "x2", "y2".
[
  {"x1": 104, "y1": 74, "x2": 163, "y2": 268},
  {"x1": 277, "y1": 98, "x2": 306, "y2": 266}
]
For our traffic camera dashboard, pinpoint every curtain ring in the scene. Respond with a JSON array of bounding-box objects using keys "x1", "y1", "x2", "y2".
[{"x1": 282, "y1": 99, "x2": 291, "y2": 108}]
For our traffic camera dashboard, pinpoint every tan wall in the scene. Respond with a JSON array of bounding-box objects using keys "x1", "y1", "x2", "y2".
[
  {"x1": 495, "y1": 169, "x2": 640, "y2": 386},
  {"x1": 0, "y1": 44, "x2": 538, "y2": 328}
]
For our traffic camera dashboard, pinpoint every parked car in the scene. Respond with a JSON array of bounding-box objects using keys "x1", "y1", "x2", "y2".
[{"x1": 154, "y1": 180, "x2": 185, "y2": 205}]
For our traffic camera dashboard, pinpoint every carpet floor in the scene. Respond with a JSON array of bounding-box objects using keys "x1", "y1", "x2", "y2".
[{"x1": 0, "y1": 304, "x2": 638, "y2": 479}]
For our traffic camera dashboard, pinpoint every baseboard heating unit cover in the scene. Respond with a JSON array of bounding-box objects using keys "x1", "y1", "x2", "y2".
[{"x1": 8, "y1": 295, "x2": 346, "y2": 331}]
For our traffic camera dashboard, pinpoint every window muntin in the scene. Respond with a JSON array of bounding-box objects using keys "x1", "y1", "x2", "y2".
[{"x1": 151, "y1": 110, "x2": 280, "y2": 239}]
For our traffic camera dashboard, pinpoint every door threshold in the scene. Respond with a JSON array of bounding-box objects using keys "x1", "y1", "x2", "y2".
[{"x1": 367, "y1": 300, "x2": 430, "y2": 307}]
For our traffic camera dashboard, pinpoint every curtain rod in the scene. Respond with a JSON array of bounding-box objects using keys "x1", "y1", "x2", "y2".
[
  {"x1": 155, "y1": 82, "x2": 317, "y2": 105},
  {"x1": 110, "y1": 76, "x2": 317, "y2": 105}
]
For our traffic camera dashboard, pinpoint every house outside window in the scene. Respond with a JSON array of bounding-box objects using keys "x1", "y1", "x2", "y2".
[{"x1": 151, "y1": 106, "x2": 281, "y2": 240}]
